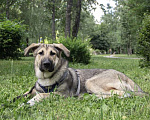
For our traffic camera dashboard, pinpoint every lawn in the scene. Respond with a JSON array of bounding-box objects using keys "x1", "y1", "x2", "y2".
[
  {"x1": 0, "y1": 56, "x2": 150, "y2": 120},
  {"x1": 111, "y1": 54, "x2": 142, "y2": 58}
]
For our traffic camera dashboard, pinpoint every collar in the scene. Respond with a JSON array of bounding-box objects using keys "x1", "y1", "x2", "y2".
[
  {"x1": 74, "y1": 69, "x2": 80, "y2": 96},
  {"x1": 68, "y1": 68, "x2": 80, "y2": 97},
  {"x1": 37, "y1": 70, "x2": 68, "y2": 93},
  {"x1": 38, "y1": 82, "x2": 58, "y2": 93}
]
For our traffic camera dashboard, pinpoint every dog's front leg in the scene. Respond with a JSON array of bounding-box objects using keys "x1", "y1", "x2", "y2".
[{"x1": 27, "y1": 93, "x2": 50, "y2": 106}]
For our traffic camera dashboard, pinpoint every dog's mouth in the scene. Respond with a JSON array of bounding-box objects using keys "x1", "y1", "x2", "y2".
[{"x1": 40, "y1": 59, "x2": 54, "y2": 72}]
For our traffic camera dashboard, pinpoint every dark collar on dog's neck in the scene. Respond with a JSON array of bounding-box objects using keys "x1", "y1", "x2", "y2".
[
  {"x1": 37, "y1": 70, "x2": 68, "y2": 93},
  {"x1": 38, "y1": 82, "x2": 58, "y2": 93},
  {"x1": 73, "y1": 69, "x2": 80, "y2": 97}
]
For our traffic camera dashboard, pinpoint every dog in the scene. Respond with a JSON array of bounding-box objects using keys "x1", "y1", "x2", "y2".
[{"x1": 12, "y1": 43, "x2": 148, "y2": 106}]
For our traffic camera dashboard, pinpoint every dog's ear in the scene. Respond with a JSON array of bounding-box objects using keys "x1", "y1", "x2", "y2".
[
  {"x1": 24, "y1": 43, "x2": 41, "y2": 56},
  {"x1": 53, "y1": 43, "x2": 70, "y2": 57}
]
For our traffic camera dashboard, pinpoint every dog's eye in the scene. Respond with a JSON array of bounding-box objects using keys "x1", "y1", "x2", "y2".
[
  {"x1": 50, "y1": 51, "x2": 56, "y2": 56},
  {"x1": 39, "y1": 51, "x2": 44, "y2": 55}
]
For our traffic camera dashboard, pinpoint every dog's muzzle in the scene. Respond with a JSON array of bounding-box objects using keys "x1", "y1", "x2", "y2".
[{"x1": 40, "y1": 59, "x2": 54, "y2": 72}]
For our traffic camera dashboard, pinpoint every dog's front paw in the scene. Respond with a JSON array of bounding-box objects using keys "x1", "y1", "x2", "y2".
[{"x1": 27, "y1": 98, "x2": 36, "y2": 106}]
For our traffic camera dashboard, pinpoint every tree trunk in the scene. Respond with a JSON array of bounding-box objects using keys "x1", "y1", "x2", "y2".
[
  {"x1": 127, "y1": 47, "x2": 132, "y2": 55},
  {"x1": 65, "y1": 0, "x2": 73, "y2": 38},
  {"x1": 127, "y1": 43, "x2": 132, "y2": 55},
  {"x1": 127, "y1": 35, "x2": 132, "y2": 55},
  {"x1": 26, "y1": 37, "x2": 29, "y2": 56},
  {"x1": 72, "y1": 0, "x2": 81, "y2": 38},
  {"x1": 52, "y1": 0, "x2": 56, "y2": 41},
  {"x1": 5, "y1": 0, "x2": 16, "y2": 19},
  {"x1": 6, "y1": 0, "x2": 9, "y2": 19}
]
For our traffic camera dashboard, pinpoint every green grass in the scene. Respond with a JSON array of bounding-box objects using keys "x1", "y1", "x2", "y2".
[
  {"x1": 112, "y1": 54, "x2": 141, "y2": 58},
  {"x1": 101, "y1": 54, "x2": 142, "y2": 59},
  {"x1": 0, "y1": 56, "x2": 150, "y2": 120}
]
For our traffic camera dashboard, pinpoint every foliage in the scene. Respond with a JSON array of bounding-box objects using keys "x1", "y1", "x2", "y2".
[
  {"x1": 1, "y1": 0, "x2": 150, "y2": 60},
  {"x1": 137, "y1": 14, "x2": 150, "y2": 67},
  {"x1": 0, "y1": 56, "x2": 149, "y2": 119},
  {"x1": 54, "y1": 37, "x2": 91, "y2": 64},
  {"x1": 98, "y1": 0, "x2": 150, "y2": 55},
  {"x1": 90, "y1": 23, "x2": 110, "y2": 51},
  {"x1": 0, "y1": 0, "x2": 98, "y2": 43},
  {"x1": 90, "y1": 34, "x2": 109, "y2": 51},
  {"x1": 126, "y1": 0, "x2": 150, "y2": 18},
  {"x1": 78, "y1": 11, "x2": 97, "y2": 40},
  {"x1": 0, "y1": 20, "x2": 26, "y2": 59}
]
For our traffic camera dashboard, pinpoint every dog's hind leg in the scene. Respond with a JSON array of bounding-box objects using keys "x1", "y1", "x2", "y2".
[{"x1": 85, "y1": 79, "x2": 130, "y2": 99}]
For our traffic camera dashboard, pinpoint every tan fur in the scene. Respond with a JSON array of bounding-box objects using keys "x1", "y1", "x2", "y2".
[{"x1": 85, "y1": 69, "x2": 136, "y2": 98}]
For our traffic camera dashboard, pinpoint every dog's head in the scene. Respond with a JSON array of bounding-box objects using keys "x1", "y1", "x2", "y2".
[{"x1": 24, "y1": 43, "x2": 70, "y2": 75}]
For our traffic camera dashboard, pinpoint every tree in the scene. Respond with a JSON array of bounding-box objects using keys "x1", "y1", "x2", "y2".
[
  {"x1": 5, "y1": 0, "x2": 16, "y2": 19},
  {"x1": 0, "y1": 0, "x2": 99, "y2": 45},
  {"x1": 65, "y1": 0, "x2": 73, "y2": 38},
  {"x1": 112, "y1": 0, "x2": 150, "y2": 54},
  {"x1": 99, "y1": 3, "x2": 122, "y2": 53},
  {"x1": 52, "y1": 0, "x2": 56, "y2": 41},
  {"x1": 137, "y1": 14, "x2": 150, "y2": 67},
  {"x1": 72, "y1": 0, "x2": 82, "y2": 38},
  {"x1": 90, "y1": 23, "x2": 110, "y2": 51},
  {"x1": 0, "y1": 0, "x2": 17, "y2": 19},
  {"x1": 78, "y1": 11, "x2": 97, "y2": 40}
]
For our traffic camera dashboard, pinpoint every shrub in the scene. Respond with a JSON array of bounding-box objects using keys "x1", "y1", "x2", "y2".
[
  {"x1": 90, "y1": 34, "x2": 109, "y2": 51},
  {"x1": 0, "y1": 20, "x2": 25, "y2": 59},
  {"x1": 137, "y1": 14, "x2": 150, "y2": 67},
  {"x1": 53, "y1": 37, "x2": 91, "y2": 64}
]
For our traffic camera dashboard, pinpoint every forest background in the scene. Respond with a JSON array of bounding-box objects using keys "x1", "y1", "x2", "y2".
[{"x1": 0, "y1": 0, "x2": 150, "y2": 57}]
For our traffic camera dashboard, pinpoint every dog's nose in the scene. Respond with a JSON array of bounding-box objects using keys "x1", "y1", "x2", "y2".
[
  {"x1": 40, "y1": 59, "x2": 54, "y2": 72},
  {"x1": 43, "y1": 61, "x2": 51, "y2": 68}
]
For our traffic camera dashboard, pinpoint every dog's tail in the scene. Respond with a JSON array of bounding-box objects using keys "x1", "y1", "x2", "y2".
[
  {"x1": 125, "y1": 77, "x2": 149, "y2": 97},
  {"x1": 117, "y1": 72, "x2": 149, "y2": 97},
  {"x1": 130, "y1": 91, "x2": 149, "y2": 97}
]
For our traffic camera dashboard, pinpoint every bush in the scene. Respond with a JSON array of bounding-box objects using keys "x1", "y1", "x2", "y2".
[
  {"x1": 137, "y1": 14, "x2": 150, "y2": 67},
  {"x1": 53, "y1": 37, "x2": 91, "y2": 64},
  {"x1": 0, "y1": 20, "x2": 25, "y2": 59}
]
